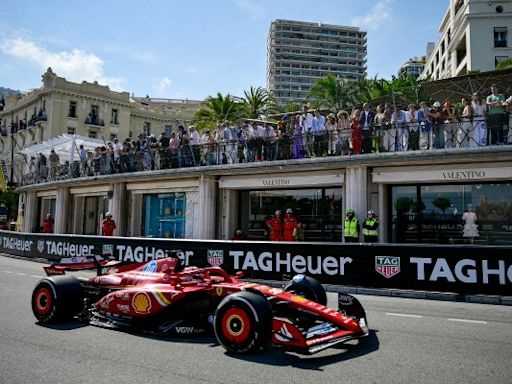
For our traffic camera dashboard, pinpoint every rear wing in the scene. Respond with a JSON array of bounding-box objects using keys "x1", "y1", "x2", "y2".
[{"x1": 43, "y1": 255, "x2": 123, "y2": 277}]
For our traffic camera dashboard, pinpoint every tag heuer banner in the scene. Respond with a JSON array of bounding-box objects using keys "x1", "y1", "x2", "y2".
[{"x1": 0, "y1": 229, "x2": 511, "y2": 296}]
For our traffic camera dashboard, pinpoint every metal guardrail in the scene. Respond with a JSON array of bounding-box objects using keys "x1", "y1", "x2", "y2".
[{"x1": 20, "y1": 117, "x2": 512, "y2": 186}]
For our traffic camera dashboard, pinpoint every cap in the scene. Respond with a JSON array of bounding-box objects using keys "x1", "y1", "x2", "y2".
[
  {"x1": 286, "y1": 208, "x2": 293, "y2": 214},
  {"x1": 46, "y1": 213, "x2": 52, "y2": 218},
  {"x1": 433, "y1": 101, "x2": 441, "y2": 108},
  {"x1": 105, "y1": 212, "x2": 113, "y2": 217},
  {"x1": 275, "y1": 210, "x2": 281, "y2": 215},
  {"x1": 347, "y1": 208, "x2": 354, "y2": 214}
]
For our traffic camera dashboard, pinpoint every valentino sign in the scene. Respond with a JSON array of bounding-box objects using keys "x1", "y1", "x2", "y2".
[{"x1": 442, "y1": 170, "x2": 486, "y2": 180}]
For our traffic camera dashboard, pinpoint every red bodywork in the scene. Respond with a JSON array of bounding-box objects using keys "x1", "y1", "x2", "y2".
[{"x1": 43, "y1": 257, "x2": 368, "y2": 353}]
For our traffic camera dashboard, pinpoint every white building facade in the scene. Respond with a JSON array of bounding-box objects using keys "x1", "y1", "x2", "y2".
[{"x1": 421, "y1": 0, "x2": 512, "y2": 80}]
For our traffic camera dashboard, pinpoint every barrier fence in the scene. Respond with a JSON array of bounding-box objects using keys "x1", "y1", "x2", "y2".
[
  {"x1": 21, "y1": 117, "x2": 512, "y2": 186},
  {"x1": 1, "y1": 230, "x2": 511, "y2": 296}
]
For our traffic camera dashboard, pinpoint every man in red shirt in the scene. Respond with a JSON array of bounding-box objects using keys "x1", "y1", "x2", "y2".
[
  {"x1": 282, "y1": 208, "x2": 298, "y2": 241},
  {"x1": 42, "y1": 213, "x2": 54, "y2": 233},
  {"x1": 101, "y1": 212, "x2": 116, "y2": 236},
  {"x1": 265, "y1": 210, "x2": 283, "y2": 241}
]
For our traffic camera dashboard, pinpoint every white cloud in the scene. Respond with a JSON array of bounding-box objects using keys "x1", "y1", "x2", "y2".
[
  {"x1": 0, "y1": 37, "x2": 126, "y2": 91},
  {"x1": 231, "y1": 0, "x2": 264, "y2": 20},
  {"x1": 152, "y1": 76, "x2": 173, "y2": 95},
  {"x1": 352, "y1": 0, "x2": 394, "y2": 30}
]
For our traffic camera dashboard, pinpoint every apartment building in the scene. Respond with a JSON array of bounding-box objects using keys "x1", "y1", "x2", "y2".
[
  {"x1": 421, "y1": 0, "x2": 512, "y2": 80},
  {"x1": 267, "y1": 19, "x2": 367, "y2": 106}
]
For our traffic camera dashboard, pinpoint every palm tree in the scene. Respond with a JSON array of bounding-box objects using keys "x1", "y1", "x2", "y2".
[
  {"x1": 309, "y1": 74, "x2": 358, "y2": 111},
  {"x1": 193, "y1": 93, "x2": 241, "y2": 130},
  {"x1": 238, "y1": 87, "x2": 271, "y2": 119}
]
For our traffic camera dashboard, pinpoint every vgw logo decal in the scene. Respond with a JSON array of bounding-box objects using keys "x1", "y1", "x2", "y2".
[{"x1": 375, "y1": 256, "x2": 400, "y2": 278}]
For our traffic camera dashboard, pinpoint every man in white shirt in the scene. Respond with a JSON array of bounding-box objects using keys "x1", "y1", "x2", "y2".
[
  {"x1": 311, "y1": 109, "x2": 326, "y2": 156},
  {"x1": 299, "y1": 105, "x2": 314, "y2": 157},
  {"x1": 188, "y1": 126, "x2": 200, "y2": 165}
]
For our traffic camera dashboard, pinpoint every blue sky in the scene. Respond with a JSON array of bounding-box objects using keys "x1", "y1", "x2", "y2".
[{"x1": 0, "y1": 0, "x2": 447, "y2": 100}]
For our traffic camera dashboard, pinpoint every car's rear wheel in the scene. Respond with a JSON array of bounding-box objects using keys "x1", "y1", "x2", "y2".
[
  {"x1": 214, "y1": 292, "x2": 272, "y2": 354},
  {"x1": 284, "y1": 274, "x2": 327, "y2": 306},
  {"x1": 32, "y1": 276, "x2": 84, "y2": 323}
]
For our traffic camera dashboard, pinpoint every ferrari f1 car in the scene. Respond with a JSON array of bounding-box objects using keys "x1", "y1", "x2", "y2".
[{"x1": 31, "y1": 256, "x2": 368, "y2": 354}]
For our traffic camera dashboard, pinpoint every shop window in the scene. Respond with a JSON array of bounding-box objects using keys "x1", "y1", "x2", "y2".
[
  {"x1": 391, "y1": 183, "x2": 512, "y2": 245},
  {"x1": 246, "y1": 188, "x2": 343, "y2": 242},
  {"x1": 68, "y1": 127, "x2": 76, "y2": 135},
  {"x1": 143, "y1": 193, "x2": 186, "y2": 238}
]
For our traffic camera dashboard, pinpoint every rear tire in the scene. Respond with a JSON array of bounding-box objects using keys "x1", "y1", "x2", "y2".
[
  {"x1": 284, "y1": 274, "x2": 327, "y2": 306},
  {"x1": 214, "y1": 292, "x2": 272, "y2": 354},
  {"x1": 32, "y1": 276, "x2": 84, "y2": 323}
]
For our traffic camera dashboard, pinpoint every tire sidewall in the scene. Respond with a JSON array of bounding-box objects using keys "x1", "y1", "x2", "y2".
[{"x1": 214, "y1": 292, "x2": 272, "y2": 354}]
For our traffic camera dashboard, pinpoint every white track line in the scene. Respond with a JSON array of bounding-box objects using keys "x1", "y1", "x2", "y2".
[
  {"x1": 2, "y1": 270, "x2": 14, "y2": 274},
  {"x1": 448, "y1": 318, "x2": 487, "y2": 325},
  {"x1": 386, "y1": 312, "x2": 423, "y2": 318}
]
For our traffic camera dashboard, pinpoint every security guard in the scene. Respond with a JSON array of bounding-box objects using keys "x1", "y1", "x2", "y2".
[
  {"x1": 343, "y1": 208, "x2": 360, "y2": 243},
  {"x1": 362, "y1": 209, "x2": 379, "y2": 243}
]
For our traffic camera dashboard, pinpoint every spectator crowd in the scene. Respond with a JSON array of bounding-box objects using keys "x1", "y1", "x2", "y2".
[{"x1": 22, "y1": 84, "x2": 512, "y2": 185}]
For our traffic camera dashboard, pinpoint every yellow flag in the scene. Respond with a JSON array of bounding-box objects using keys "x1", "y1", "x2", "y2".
[{"x1": 0, "y1": 160, "x2": 7, "y2": 192}]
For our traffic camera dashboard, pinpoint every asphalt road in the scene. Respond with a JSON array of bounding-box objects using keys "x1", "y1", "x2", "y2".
[{"x1": 1, "y1": 255, "x2": 511, "y2": 384}]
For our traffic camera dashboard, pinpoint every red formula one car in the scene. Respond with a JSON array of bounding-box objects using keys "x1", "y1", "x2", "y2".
[{"x1": 31, "y1": 256, "x2": 368, "y2": 354}]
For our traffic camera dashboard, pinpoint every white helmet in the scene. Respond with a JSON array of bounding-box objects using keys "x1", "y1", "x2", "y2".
[
  {"x1": 105, "y1": 212, "x2": 113, "y2": 217},
  {"x1": 286, "y1": 208, "x2": 293, "y2": 214},
  {"x1": 275, "y1": 210, "x2": 281, "y2": 216}
]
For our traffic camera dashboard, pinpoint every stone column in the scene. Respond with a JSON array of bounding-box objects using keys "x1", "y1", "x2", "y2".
[
  {"x1": 378, "y1": 183, "x2": 387, "y2": 243},
  {"x1": 54, "y1": 187, "x2": 70, "y2": 233},
  {"x1": 196, "y1": 176, "x2": 217, "y2": 239},
  {"x1": 344, "y1": 166, "x2": 368, "y2": 238},
  {"x1": 219, "y1": 189, "x2": 238, "y2": 240},
  {"x1": 22, "y1": 191, "x2": 37, "y2": 232},
  {"x1": 129, "y1": 193, "x2": 143, "y2": 237},
  {"x1": 108, "y1": 183, "x2": 125, "y2": 236}
]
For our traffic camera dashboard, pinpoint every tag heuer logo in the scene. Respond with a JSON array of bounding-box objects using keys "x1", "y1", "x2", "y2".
[
  {"x1": 37, "y1": 240, "x2": 45, "y2": 253},
  {"x1": 375, "y1": 256, "x2": 400, "y2": 278},
  {"x1": 207, "y1": 250, "x2": 224, "y2": 267}
]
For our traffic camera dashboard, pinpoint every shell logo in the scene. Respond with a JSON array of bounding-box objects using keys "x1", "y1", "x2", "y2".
[
  {"x1": 291, "y1": 295, "x2": 306, "y2": 303},
  {"x1": 132, "y1": 292, "x2": 152, "y2": 314}
]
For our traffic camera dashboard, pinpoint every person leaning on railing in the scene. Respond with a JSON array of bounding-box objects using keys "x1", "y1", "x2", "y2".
[
  {"x1": 502, "y1": 95, "x2": 512, "y2": 144},
  {"x1": 486, "y1": 84, "x2": 506, "y2": 145},
  {"x1": 460, "y1": 97, "x2": 473, "y2": 148},
  {"x1": 336, "y1": 110, "x2": 351, "y2": 155}
]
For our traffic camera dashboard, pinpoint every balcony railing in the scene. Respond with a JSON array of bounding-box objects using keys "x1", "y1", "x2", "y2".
[{"x1": 20, "y1": 115, "x2": 512, "y2": 187}]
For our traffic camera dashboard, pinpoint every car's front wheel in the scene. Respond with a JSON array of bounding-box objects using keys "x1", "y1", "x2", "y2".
[
  {"x1": 32, "y1": 276, "x2": 84, "y2": 323},
  {"x1": 214, "y1": 292, "x2": 272, "y2": 354}
]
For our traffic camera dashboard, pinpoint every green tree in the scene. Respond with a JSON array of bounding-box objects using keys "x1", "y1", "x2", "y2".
[
  {"x1": 193, "y1": 93, "x2": 241, "y2": 131},
  {"x1": 309, "y1": 74, "x2": 358, "y2": 111},
  {"x1": 238, "y1": 86, "x2": 271, "y2": 119}
]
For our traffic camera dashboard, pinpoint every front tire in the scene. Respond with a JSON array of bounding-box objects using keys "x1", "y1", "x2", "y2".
[
  {"x1": 32, "y1": 276, "x2": 84, "y2": 323},
  {"x1": 284, "y1": 274, "x2": 327, "y2": 306},
  {"x1": 214, "y1": 292, "x2": 272, "y2": 354}
]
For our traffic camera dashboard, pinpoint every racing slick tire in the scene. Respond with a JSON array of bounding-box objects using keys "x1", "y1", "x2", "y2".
[
  {"x1": 32, "y1": 276, "x2": 84, "y2": 323},
  {"x1": 284, "y1": 274, "x2": 327, "y2": 306},
  {"x1": 214, "y1": 292, "x2": 272, "y2": 354}
]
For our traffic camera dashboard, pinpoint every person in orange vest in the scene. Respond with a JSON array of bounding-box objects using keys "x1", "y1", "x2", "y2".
[
  {"x1": 101, "y1": 212, "x2": 116, "y2": 236},
  {"x1": 282, "y1": 208, "x2": 299, "y2": 241},
  {"x1": 42, "y1": 213, "x2": 54, "y2": 233},
  {"x1": 265, "y1": 210, "x2": 283, "y2": 241}
]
